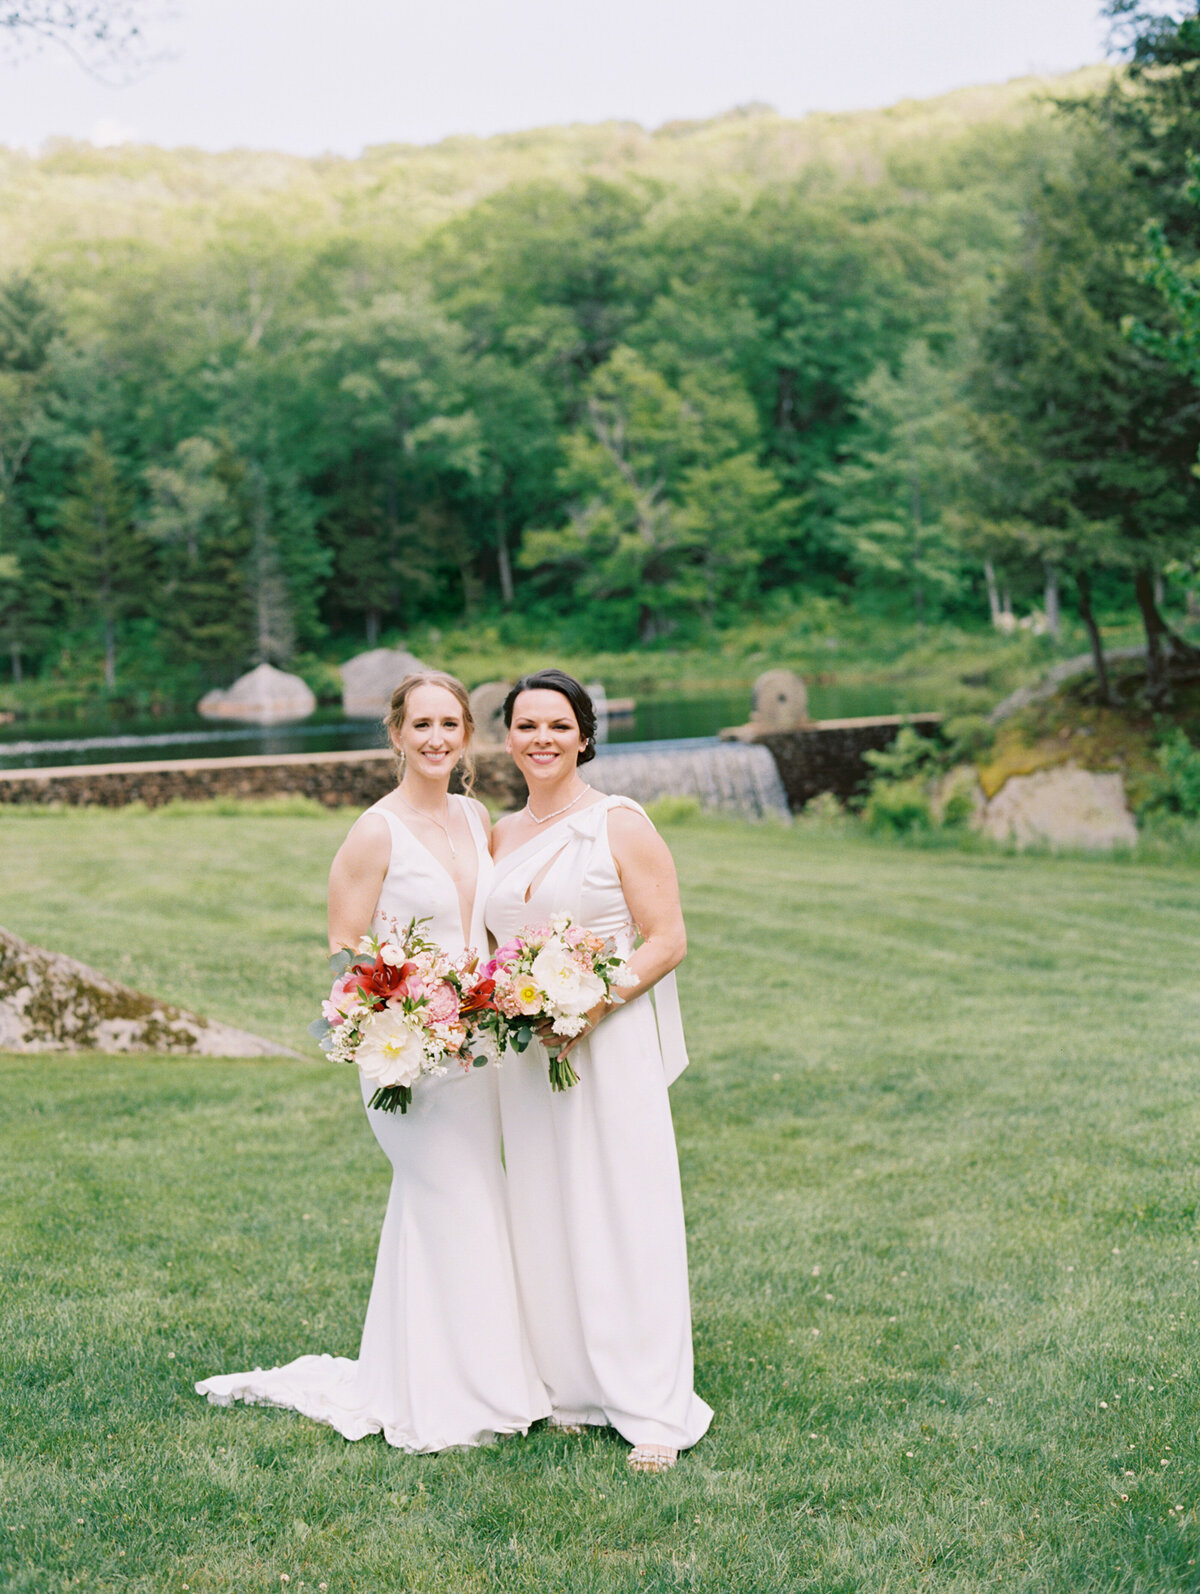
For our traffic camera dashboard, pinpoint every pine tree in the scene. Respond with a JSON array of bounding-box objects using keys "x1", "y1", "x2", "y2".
[{"x1": 49, "y1": 432, "x2": 144, "y2": 690}]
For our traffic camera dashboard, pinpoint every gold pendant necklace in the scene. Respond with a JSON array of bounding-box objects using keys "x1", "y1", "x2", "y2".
[{"x1": 397, "y1": 793, "x2": 456, "y2": 857}]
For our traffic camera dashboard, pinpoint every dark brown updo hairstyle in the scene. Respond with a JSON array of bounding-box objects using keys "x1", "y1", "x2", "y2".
[
  {"x1": 384, "y1": 671, "x2": 476, "y2": 794},
  {"x1": 502, "y1": 669, "x2": 597, "y2": 766}
]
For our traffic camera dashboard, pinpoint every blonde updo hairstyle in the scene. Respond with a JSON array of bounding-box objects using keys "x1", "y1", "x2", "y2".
[{"x1": 384, "y1": 671, "x2": 476, "y2": 796}]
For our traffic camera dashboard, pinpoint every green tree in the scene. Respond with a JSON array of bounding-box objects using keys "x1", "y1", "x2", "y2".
[
  {"x1": 425, "y1": 179, "x2": 660, "y2": 416},
  {"x1": 311, "y1": 291, "x2": 482, "y2": 639},
  {"x1": 520, "y1": 348, "x2": 790, "y2": 642},
  {"x1": 49, "y1": 431, "x2": 144, "y2": 689},
  {"x1": 825, "y1": 342, "x2": 973, "y2": 623},
  {"x1": 972, "y1": 97, "x2": 1200, "y2": 704}
]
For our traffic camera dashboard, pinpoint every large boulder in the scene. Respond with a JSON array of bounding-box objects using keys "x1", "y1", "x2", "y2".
[
  {"x1": 979, "y1": 764, "x2": 1138, "y2": 851},
  {"x1": 469, "y1": 680, "x2": 512, "y2": 747},
  {"x1": 0, "y1": 926, "x2": 293, "y2": 1055},
  {"x1": 340, "y1": 648, "x2": 426, "y2": 719},
  {"x1": 198, "y1": 662, "x2": 316, "y2": 725}
]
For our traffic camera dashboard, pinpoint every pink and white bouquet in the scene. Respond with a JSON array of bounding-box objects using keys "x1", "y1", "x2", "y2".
[
  {"x1": 468, "y1": 913, "x2": 638, "y2": 1091},
  {"x1": 309, "y1": 916, "x2": 486, "y2": 1114}
]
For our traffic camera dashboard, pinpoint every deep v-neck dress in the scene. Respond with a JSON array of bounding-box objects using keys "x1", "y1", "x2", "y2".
[
  {"x1": 485, "y1": 795, "x2": 712, "y2": 1450},
  {"x1": 197, "y1": 795, "x2": 550, "y2": 1451}
]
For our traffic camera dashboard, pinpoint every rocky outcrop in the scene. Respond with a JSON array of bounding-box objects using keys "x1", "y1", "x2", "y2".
[
  {"x1": 979, "y1": 764, "x2": 1137, "y2": 850},
  {"x1": 0, "y1": 926, "x2": 293, "y2": 1054},
  {"x1": 989, "y1": 647, "x2": 1147, "y2": 723},
  {"x1": 340, "y1": 649, "x2": 426, "y2": 718},
  {"x1": 198, "y1": 663, "x2": 316, "y2": 725}
]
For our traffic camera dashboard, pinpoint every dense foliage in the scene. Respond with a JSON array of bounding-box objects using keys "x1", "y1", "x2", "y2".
[{"x1": 2, "y1": 36, "x2": 1200, "y2": 715}]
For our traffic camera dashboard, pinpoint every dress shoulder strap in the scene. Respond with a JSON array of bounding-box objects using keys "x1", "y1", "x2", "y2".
[
  {"x1": 599, "y1": 793, "x2": 655, "y2": 826},
  {"x1": 454, "y1": 793, "x2": 489, "y2": 854}
]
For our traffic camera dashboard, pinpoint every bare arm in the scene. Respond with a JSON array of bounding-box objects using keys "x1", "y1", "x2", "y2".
[
  {"x1": 555, "y1": 806, "x2": 686, "y2": 1058},
  {"x1": 327, "y1": 813, "x2": 390, "y2": 954},
  {"x1": 607, "y1": 805, "x2": 687, "y2": 994}
]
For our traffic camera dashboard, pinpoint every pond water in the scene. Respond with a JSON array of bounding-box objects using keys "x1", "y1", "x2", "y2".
[{"x1": 0, "y1": 682, "x2": 909, "y2": 770}]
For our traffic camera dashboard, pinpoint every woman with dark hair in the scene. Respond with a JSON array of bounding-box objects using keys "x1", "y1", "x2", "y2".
[
  {"x1": 486, "y1": 669, "x2": 711, "y2": 1473},
  {"x1": 198, "y1": 673, "x2": 549, "y2": 1452}
]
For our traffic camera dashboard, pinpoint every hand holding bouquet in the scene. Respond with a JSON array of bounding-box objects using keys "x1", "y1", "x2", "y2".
[
  {"x1": 468, "y1": 914, "x2": 638, "y2": 1091},
  {"x1": 309, "y1": 916, "x2": 484, "y2": 1114}
]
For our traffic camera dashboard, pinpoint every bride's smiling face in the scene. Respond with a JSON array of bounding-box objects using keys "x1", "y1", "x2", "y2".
[
  {"x1": 392, "y1": 683, "x2": 467, "y2": 779},
  {"x1": 506, "y1": 689, "x2": 584, "y2": 783}
]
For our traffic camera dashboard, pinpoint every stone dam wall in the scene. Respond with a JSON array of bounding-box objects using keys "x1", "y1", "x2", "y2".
[{"x1": 0, "y1": 716, "x2": 939, "y2": 813}]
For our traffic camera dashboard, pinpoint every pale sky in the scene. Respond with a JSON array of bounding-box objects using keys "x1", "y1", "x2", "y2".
[{"x1": 0, "y1": 0, "x2": 1111, "y2": 157}]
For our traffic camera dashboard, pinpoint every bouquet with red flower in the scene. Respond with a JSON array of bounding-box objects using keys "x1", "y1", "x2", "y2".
[{"x1": 309, "y1": 916, "x2": 486, "y2": 1114}]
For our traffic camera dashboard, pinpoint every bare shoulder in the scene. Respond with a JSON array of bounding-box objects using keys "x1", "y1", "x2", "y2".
[
  {"x1": 491, "y1": 809, "x2": 523, "y2": 842},
  {"x1": 336, "y1": 809, "x2": 390, "y2": 869}
]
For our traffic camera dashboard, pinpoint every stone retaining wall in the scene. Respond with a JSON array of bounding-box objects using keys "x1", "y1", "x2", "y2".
[
  {"x1": 0, "y1": 715, "x2": 938, "y2": 813},
  {"x1": 0, "y1": 747, "x2": 528, "y2": 810},
  {"x1": 756, "y1": 714, "x2": 942, "y2": 809}
]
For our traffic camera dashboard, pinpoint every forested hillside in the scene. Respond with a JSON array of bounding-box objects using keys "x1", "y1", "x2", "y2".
[{"x1": 0, "y1": 46, "x2": 1196, "y2": 716}]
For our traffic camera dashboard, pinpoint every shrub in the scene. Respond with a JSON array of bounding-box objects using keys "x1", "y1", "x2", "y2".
[
  {"x1": 862, "y1": 725, "x2": 938, "y2": 783},
  {"x1": 862, "y1": 778, "x2": 934, "y2": 834},
  {"x1": 1137, "y1": 728, "x2": 1200, "y2": 820},
  {"x1": 802, "y1": 791, "x2": 845, "y2": 824},
  {"x1": 645, "y1": 794, "x2": 702, "y2": 826},
  {"x1": 939, "y1": 780, "x2": 977, "y2": 830},
  {"x1": 940, "y1": 714, "x2": 996, "y2": 763}
]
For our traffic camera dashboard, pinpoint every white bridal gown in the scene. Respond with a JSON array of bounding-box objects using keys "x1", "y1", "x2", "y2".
[
  {"x1": 485, "y1": 794, "x2": 712, "y2": 1451},
  {"x1": 197, "y1": 795, "x2": 550, "y2": 1452}
]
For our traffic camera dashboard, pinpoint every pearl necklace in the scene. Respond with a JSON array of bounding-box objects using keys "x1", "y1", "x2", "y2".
[
  {"x1": 397, "y1": 792, "x2": 456, "y2": 857},
  {"x1": 525, "y1": 786, "x2": 590, "y2": 825}
]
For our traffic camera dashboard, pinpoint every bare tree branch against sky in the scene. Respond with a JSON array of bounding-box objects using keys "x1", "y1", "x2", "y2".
[
  {"x1": 0, "y1": 0, "x2": 164, "y2": 82},
  {"x1": 0, "y1": 0, "x2": 1110, "y2": 156}
]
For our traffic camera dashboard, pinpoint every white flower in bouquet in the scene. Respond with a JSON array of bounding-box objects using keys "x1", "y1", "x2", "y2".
[
  {"x1": 530, "y1": 940, "x2": 605, "y2": 1018},
  {"x1": 552, "y1": 1013, "x2": 589, "y2": 1038},
  {"x1": 356, "y1": 1007, "x2": 429, "y2": 1089}
]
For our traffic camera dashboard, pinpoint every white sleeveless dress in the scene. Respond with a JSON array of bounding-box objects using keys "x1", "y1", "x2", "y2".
[
  {"x1": 485, "y1": 794, "x2": 712, "y2": 1451},
  {"x1": 197, "y1": 795, "x2": 550, "y2": 1452}
]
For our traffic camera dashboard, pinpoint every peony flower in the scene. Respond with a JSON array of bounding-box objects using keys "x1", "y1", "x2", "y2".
[
  {"x1": 325, "y1": 970, "x2": 365, "y2": 1024},
  {"x1": 530, "y1": 942, "x2": 604, "y2": 1016},
  {"x1": 424, "y1": 981, "x2": 459, "y2": 1023},
  {"x1": 482, "y1": 939, "x2": 523, "y2": 979},
  {"x1": 355, "y1": 1008, "x2": 427, "y2": 1088}
]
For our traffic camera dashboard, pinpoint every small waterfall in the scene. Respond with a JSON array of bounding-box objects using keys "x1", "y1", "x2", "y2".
[{"x1": 590, "y1": 738, "x2": 790, "y2": 821}]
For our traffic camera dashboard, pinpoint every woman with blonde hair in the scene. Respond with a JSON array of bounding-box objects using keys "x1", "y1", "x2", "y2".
[{"x1": 198, "y1": 671, "x2": 549, "y2": 1452}]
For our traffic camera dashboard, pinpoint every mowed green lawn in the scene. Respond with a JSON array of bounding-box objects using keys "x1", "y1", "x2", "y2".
[{"x1": 1, "y1": 804, "x2": 1199, "y2": 1594}]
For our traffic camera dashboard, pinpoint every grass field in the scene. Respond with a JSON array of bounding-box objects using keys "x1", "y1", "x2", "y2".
[{"x1": 2, "y1": 806, "x2": 1199, "y2": 1593}]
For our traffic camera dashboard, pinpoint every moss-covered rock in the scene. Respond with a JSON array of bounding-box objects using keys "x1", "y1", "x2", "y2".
[{"x1": 0, "y1": 926, "x2": 292, "y2": 1055}]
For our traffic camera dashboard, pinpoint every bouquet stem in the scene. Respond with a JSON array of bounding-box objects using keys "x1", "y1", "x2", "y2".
[
  {"x1": 368, "y1": 1084, "x2": 413, "y2": 1114},
  {"x1": 547, "y1": 1049, "x2": 580, "y2": 1092}
]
